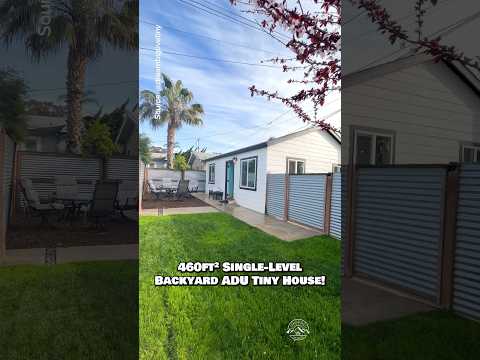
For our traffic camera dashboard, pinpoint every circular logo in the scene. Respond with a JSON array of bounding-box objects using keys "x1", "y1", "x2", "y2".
[{"x1": 286, "y1": 319, "x2": 310, "y2": 341}]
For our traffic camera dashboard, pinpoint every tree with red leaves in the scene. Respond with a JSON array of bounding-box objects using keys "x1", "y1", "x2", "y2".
[
  {"x1": 230, "y1": 0, "x2": 341, "y2": 130},
  {"x1": 352, "y1": 0, "x2": 480, "y2": 72}
]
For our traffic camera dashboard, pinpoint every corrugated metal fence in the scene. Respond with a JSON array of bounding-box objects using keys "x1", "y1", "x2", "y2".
[
  {"x1": 453, "y1": 164, "x2": 480, "y2": 319},
  {"x1": 343, "y1": 163, "x2": 480, "y2": 321},
  {"x1": 16, "y1": 151, "x2": 138, "y2": 208},
  {"x1": 266, "y1": 173, "x2": 328, "y2": 231},
  {"x1": 353, "y1": 166, "x2": 446, "y2": 302},
  {"x1": 266, "y1": 174, "x2": 286, "y2": 220}
]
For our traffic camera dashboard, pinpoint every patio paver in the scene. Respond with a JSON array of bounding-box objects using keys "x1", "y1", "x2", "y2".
[
  {"x1": 342, "y1": 277, "x2": 435, "y2": 326},
  {"x1": 193, "y1": 193, "x2": 323, "y2": 241}
]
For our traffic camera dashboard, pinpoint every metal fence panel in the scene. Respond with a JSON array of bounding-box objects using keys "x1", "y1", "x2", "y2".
[
  {"x1": 106, "y1": 157, "x2": 138, "y2": 182},
  {"x1": 354, "y1": 167, "x2": 446, "y2": 301},
  {"x1": 266, "y1": 174, "x2": 285, "y2": 220},
  {"x1": 288, "y1": 175, "x2": 326, "y2": 230},
  {"x1": 19, "y1": 152, "x2": 101, "y2": 203},
  {"x1": 3, "y1": 135, "x2": 15, "y2": 225},
  {"x1": 453, "y1": 164, "x2": 480, "y2": 319},
  {"x1": 330, "y1": 172, "x2": 342, "y2": 239},
  {"x1": 148, "y1": 168, "x2": 206, "y2": 192}
]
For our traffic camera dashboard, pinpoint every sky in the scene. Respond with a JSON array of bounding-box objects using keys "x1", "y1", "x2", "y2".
[
  {"x1": 139, "y1": 0, "x2": 341, "y2": 154},
  {"x1": 343, "y1": 0, "x2": 480, "y2": 75}
]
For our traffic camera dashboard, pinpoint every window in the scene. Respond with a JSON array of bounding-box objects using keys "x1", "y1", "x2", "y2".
[
  {"x1": 353, "y1": 129, "x2": 394, "y2": 165},
  {"x1": 287, "y1": 158, "x2": 305, "y2": 174},
  {"x1": 461, "y1": 145, "x2": 480, "y2": 163},
  {"x1": 208, "y1": 163, "x2": 215, "y2": 183},
  {"x1": 240, "y1": 157, "x2": 257, "y2": 190}
]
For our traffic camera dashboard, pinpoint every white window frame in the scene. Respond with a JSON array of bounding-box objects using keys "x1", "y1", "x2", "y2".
[
  {"x1": 208, "y1": 163, "x2": 215, "y2": 184},
  {"x1": 240, "y1": 156, "x2": 257, "y2": 191},
  {"x1": 461, "y1": 144, "x2": 480, "y2": 163},
  {"x1": 286, "y1": 158, "x2": 306, "y2": 174},
  {"x1": 353, "y1": 129, "x2": 394, "y2": 165}
]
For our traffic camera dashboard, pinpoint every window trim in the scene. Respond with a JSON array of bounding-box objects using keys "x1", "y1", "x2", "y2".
[
  {"x1": 351, "y1": 126, "x2": 396, "y2": 165},
  {"x1": 239, "y1": 156, "x2": 258, "y2": 191},
  {"x1": 208, "y1": 163, "x2": 215, "y2": 184},
  {"x1": 286, "y1": 157, "x2": 306, "y2": 174},
  {"x1": 460, "y1": 142, "x2": 480, "y2": 163}
]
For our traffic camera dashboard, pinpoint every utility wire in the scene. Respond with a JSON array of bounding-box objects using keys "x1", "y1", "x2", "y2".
[
  {"x1": 176, "y1": 0, "x2": 289, "y2": 43},
  {"x1": 140, "y1": 20, "x2": 284, "y2": 56},
  {"x1": 356, "y1": 7, "x2": 480, "y2": 72},
  {"x1": 140, "y1": 47, "x2": 282, "y2": 68},
  {"x1": 27, "y1": 80, "x2": 137, "y2": 93}
]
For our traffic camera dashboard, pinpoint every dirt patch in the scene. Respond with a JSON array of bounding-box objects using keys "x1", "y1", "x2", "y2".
[
  {"x1": 142, "y1": 195, "x2": 210, "y2": 209},
  {"x1": 7, "y1": 213, "x2": 138, "y2": 249}
]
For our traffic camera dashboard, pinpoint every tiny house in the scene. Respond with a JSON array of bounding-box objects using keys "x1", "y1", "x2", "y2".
[{"x1": 205, "y1": 127, "x2": 340, "y2": 213}]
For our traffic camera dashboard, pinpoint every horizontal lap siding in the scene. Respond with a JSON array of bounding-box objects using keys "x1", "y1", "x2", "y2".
[
  {"x1": 266, "y1": 174, "x2": 285, "y2": 219},
  {"x1": 288, "y1": 175, "x2": 326, "y2": 230},
  {"x1": 453, "y1": 164, "x2": 480, "y2": 319},
  {"x1": 354, "y1": 167, "x2": 446, "y2": 301}
]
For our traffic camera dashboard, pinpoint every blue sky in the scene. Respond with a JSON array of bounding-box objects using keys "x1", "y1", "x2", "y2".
[{"x1": 139, "y1": 0, "x2": 341, "y2": 154}]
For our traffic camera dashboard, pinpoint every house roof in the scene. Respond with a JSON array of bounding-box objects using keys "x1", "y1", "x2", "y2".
[
  {"x1": 206, "y1": 127, "x2": 340, "y2": 161},
  {"x1": 343, "y1": 53, "x2": 480, "y2": 96}
]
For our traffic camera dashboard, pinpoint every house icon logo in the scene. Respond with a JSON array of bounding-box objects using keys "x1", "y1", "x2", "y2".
[{"x1": 286, "y1": 319, "x2": 310, "y2": 341}]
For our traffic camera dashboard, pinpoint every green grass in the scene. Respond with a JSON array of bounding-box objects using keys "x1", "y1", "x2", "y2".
[
  {"x1": 140, "y1": 213, "x2": 341, "y2": 360},
  {"x1": 343, "y1": 311, "x2": 480, "y2": 360},
  {"x1": 0, "y1": 261, "x2": 138, "y2": 360}
]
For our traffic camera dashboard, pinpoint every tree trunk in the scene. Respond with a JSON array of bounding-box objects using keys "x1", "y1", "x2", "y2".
[
  {"x1": 66, "y1": 46, "x2": 87, "y2": 154},
  {"x1": 166, "y1": 123, "x2": 176, "y2": 169}
]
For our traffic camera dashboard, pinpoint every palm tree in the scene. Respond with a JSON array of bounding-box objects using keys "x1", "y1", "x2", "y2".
[
  {"x1": 0, "y1": 0, "x2": 138, "y2": 153},
  {"x1": 140, "y1": 74, "x2": 204, "y2": 169}
]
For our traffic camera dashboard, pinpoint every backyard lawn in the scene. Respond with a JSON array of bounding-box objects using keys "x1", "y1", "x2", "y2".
[
  {"x1": 0, "y1": 261, "x2": 138, "y2": 360},
  {"x1": 140, "y1": 213, "x2": 341, "y2": 360},
  {"x1": 343, "y1": 311, "x2": 480, "y2": 360}
]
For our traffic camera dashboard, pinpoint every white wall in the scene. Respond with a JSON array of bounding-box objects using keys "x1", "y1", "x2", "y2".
[
  {"x1": 267, "y1": 129, "x2": 340, "y2": 174},
  {"x1": 205, "y1": 147, "x2": 268, "y2": 214},
  {"x1": 342, "y1": 60, "x2": 480, "y2": 164}
]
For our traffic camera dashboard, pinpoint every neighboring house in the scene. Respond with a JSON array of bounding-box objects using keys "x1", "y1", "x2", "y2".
[
  {"x1": 342, "y1": 54, "x2": 480, "y2": 165},
  {"x1": 148, "y1": 146, "x2": 168, "y2": 168},
  {"x1": 205, "y1": 127, "x2": 341, "y2": 213},
  {"x1": 188, "y1": 150, "x2": 221, "y2": 171},
  {"x1": 18, "y1": 115, "x2": 67, "y2": 152}
]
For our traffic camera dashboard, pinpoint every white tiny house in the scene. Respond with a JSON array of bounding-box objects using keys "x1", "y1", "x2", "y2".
[{"x1": 205, "y1": 127, "x2": 341, "y2": 214}]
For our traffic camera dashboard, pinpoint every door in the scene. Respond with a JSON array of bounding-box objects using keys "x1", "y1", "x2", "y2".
[{"x1": 225, "y1": 160, "x2": 234, "y2": 199}]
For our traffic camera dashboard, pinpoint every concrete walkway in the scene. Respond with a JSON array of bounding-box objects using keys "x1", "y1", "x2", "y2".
[
  {"x1": 342, "y1": 277, "x2": 435, "y2": 326},
  {"x1": 193, "y1": 193, "x2": 323, "y2": 241},
  {"x1": 1, "y1": 244, "x2": 138, "y2": 266}
]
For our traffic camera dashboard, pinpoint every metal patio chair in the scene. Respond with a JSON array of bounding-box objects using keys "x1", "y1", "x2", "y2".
[{"x1": 79, "y1": 180, "x2": 118, "y2": 229}]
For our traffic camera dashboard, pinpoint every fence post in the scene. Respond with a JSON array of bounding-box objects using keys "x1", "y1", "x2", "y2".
[
  {"x1": 439, "y1": 163, "x2": 460, "y2": 308},
  {"x1": 345, "y1": 164, "x2": 357, "y2": 278},
  {"x1": 284, "y1": 174, "x2": 289, "y2": 221},
  {"x1": 324, "y1": 174, "x2": 333, "y2": 234},
  {"x1": 0, "y1": 130, "x2": 5, "y2": 259}
]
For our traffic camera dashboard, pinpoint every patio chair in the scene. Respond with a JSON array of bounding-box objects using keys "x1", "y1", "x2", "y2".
[
  {"x1": 79, "y1": 180, "x2": 118, "y2": 229},
  {"x1": 54, "y1": 175, "x2": 79, "y2": 201},
  {"x1": 147, "y1": 179, "x2": 165, "y2": 200},
  {"x1": 19, "y1": 178, "x2": 65, "y2": 224},
  {"x1": 116, "y1": 180, "x2": 138, "y2": 219}
]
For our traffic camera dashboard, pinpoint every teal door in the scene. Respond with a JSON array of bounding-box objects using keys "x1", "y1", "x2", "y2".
[{"x1": 225, "y1": 161, "x2": 234, "y2": 199}]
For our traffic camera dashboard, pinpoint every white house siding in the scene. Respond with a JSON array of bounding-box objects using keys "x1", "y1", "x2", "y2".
[
  {"x1": 205, "y1": 147, "x2": 268, "y2": 213},
  {"x1": 267, "y1": 130, "x2": 340, "y2": 174},
  {"x1": 342, "y1": 60, "x2": 480, "y2": 165}
]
